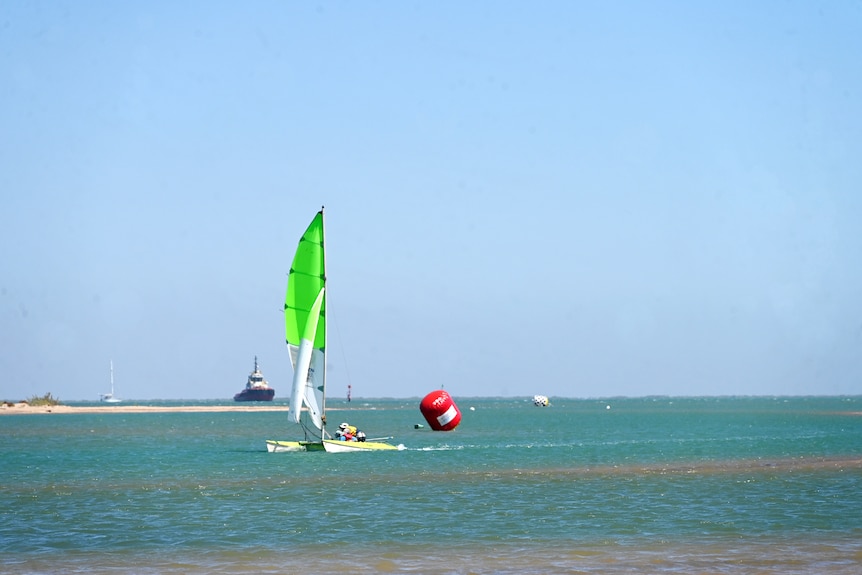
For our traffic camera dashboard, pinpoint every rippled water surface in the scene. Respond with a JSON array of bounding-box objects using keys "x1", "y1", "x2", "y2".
[{"x1": 2, "y1": 396, "x2": 861, "y2": 573}]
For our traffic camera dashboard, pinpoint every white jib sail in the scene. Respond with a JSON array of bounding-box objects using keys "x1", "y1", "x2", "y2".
[{"x1": 289, "y1": 287, "x2": 325, "y2": 428}]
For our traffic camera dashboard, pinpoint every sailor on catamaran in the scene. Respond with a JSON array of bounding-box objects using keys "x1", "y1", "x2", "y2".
[{"x1": 335, "y1": 422, "x2": 366, "y2": 442}]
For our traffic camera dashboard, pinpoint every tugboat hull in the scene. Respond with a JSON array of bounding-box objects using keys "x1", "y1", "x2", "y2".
[
  {"x1": 234, "y1": 389, "x2": 275, "y2": 402},
  {"x1": 234, "y1": 356, "x2": 275, "y2": 402}
]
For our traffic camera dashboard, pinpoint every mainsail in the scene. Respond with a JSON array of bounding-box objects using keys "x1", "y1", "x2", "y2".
[{"x1": 285, "y1": 209, "x2": 327, "y2": 435}]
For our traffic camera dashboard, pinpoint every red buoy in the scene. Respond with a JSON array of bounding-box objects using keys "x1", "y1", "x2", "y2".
[{"x1": 419, "y1": 390, "x2": 462, "y2": 431}]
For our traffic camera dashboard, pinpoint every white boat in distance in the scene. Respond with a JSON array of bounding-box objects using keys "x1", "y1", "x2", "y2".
[{"x1": 100, "y1": 361, "x2": 122, "y2": 403}]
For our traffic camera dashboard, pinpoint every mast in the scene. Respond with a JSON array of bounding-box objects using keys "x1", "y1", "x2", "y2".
[
  {"x1": 319, "y1": 205, "x2": 327, "y2": 442},
  {"x1": 110, "y1": 360, "x2": 114, "y2": 395}
]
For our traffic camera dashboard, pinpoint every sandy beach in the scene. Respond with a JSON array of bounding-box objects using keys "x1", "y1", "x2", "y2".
[{"x1": 0, "y1": 403, "x2": 292, "y2": 415}]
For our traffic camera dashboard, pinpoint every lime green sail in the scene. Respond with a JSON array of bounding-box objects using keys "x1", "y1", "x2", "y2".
[
  {"x1": 285, "y1": 210, "x2": 326, "y2": 348},
  {"x1": 285, "y1": 208, "x2": 326, "y2": 431}
]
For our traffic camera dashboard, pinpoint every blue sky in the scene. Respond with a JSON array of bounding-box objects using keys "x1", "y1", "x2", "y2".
[{"x1": 2, "y1": 1, "x2": 861, "y2": 400}]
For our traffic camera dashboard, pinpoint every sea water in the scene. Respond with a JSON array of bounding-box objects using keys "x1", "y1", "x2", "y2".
[{"x1": 1, "y1": 396, "x2": 861, "y2": 574}]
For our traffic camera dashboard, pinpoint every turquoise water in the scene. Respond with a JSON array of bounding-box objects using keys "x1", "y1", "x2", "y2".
[{"x1": 2, "y1": 396, "x2": 861, "y2": 574}]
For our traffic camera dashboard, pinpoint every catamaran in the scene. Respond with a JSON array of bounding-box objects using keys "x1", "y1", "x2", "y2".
[
  {"x1": 100, "y1": 360, "x2": 122, "y2": 403},
  {"x1": 266, "y1": 207, "x2": 400, "y2": 453}
]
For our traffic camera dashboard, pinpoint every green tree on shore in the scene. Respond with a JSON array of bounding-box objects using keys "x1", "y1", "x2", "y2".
[{"x1": 27, "y1": 392, "x2": 61, "y2": 406}]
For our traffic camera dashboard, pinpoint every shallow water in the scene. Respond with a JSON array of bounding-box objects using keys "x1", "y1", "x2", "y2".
[{"x1": 2, "y1": 396, "x2": 861, "y2": 573}]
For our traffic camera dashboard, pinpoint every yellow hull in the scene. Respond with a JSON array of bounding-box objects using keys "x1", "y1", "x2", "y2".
[
  {"x1": 266, "y1": 439, "x2": 401, "y2": 452},
  {"x1": 322, "y1": 439, "x2": 401, "y2": 452}
]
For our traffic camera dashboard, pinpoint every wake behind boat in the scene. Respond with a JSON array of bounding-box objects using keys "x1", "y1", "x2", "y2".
[
  {"x1": 265, "y1": 207, "x2": 400, "y2": 453},
  {"x1": 234, "y1": 356, "x2": 275, "y2": 402}
]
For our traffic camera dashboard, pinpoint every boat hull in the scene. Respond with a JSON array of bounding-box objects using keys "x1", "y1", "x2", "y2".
[
  {"x1": 234, "y1": 389, "x2": 275, "y2": 402},
  {"x1": 265, "y1": 440, "x2": 325, "y2": 452},
  {"x1": 265, "y1": 439, "x2": 400, "y2": 452},
  {"x1": 322, "y1": 439, "x2": 400, "y2": 453}
]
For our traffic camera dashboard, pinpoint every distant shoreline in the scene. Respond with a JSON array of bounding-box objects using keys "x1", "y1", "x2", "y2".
[
  {"x1": 0, "y1": 404, "x2": 296, "y2": 415},
  {"x1": 2, "y1": 399, "x2": 860, "y2": 417}
]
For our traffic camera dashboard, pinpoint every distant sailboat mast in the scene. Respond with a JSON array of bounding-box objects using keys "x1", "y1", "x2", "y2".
[{"x1": 100, "y1": 359, "x2": 121, "y2": 403}]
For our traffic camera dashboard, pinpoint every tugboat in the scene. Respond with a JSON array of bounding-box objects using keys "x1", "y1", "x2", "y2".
[{"x1": 234, "y1": 356, "x2": 275, "y2": 402}]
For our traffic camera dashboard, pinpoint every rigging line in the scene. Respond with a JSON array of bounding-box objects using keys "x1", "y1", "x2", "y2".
[
  {"x1": 299, "y1": 414, "x2": 331, "y2": 440},
  {"x1": 300, "y1": 420, "x2": 317, "y2": 441}
]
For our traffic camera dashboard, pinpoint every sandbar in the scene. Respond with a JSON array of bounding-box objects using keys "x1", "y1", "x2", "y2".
[{"x1": 0, "y1": 404, "x2": 292, "y2": 415}]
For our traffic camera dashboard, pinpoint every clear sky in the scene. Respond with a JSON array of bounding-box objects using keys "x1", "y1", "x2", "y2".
[{"x1": 2, "y1": 1, "x2": 861, "y2": 401}]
